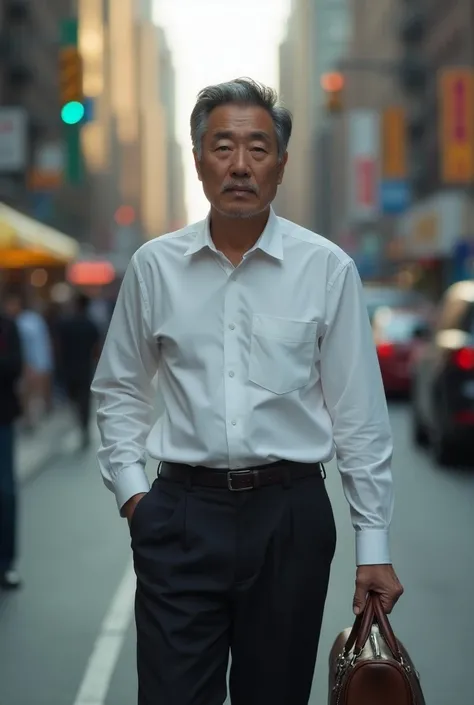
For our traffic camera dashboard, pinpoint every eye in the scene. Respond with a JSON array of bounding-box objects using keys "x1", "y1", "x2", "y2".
[
  {"x1": 252, "y1": 147, "x2": 267, "y2": 154},
  {"x1": 215, "y1": 145, "x2": 231, "y2": 152}
]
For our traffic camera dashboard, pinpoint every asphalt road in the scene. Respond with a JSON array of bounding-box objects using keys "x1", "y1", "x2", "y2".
[{"x1": 0, "y1": 400, "x2": 473, "y2": 705}]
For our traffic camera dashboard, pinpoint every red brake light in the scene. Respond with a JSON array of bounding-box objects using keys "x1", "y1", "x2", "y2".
[
  {"x1": 452, "y1": 348, "x2": 474, "y2": 370},
  {"x1": 377, "y1": 342, "x2": 394, "y2": 358}
]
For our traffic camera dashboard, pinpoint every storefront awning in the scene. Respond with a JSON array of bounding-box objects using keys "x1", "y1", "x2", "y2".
[{"x1": 0, "y1": 202, "x2": 80, "y2": 269}]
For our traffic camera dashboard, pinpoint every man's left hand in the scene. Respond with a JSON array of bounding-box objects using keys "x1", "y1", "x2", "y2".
[{"x1": 353, "y1": 564, "x2": 403, "y2": 615}]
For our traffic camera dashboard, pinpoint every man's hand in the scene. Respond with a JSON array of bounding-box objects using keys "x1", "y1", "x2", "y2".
[
  {"x1": 353, "y1": 564, "x2": 403, "y2": 615},
  {"x1": 123, "y1": 492, "x2": 148, "y2": 527}
]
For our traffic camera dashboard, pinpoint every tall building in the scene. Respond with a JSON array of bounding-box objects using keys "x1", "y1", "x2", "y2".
[
  {"x1": 274, "y1": 0, "x2": 313, "y2": 228},
  {"x1": 394, "y1": 1, "x2": 474, "y2": 294},
  {"x1": 78, "y1": 0, "x2": 186, "y2": 267},
  {"x1": 0, "y1": 0, "x2": 92, "y2": 240},
  {"x1": 156, "y1": 26, "x2": 187, "y2": 231},
  {"x1": 276, "y1": 0, "x2": 350, "y2": 233}
]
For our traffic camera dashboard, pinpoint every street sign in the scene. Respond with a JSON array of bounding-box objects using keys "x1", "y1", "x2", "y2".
[
  {"x1": 380, "y1": 179, "x2": 410, "y2": 214},
  {"x1": 439, "y1": 68, "x2": 474, "y2": 183}
]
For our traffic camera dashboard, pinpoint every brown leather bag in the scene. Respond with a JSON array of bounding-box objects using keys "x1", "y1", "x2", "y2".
[{"x1": 328, "y1": 593, "x2": 425, "y2": 705}]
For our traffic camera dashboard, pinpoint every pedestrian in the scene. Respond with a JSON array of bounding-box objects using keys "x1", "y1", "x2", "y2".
[
  {"x1": 56, "y1": 294, "x2": 100, "y2": 449},
  {"x1": 92, "y1": 78, "x2": 403, "y2": 705},
  {"x1": 0, "y1": 309, "x2": 23, "y2": 590},
  {"x1": 3, "y1": 289, "x2": 53, "y2": 429}
]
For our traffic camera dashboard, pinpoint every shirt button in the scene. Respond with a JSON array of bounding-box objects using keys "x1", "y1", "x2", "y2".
[
  {"x1": 229, "y1": 324, "x2": 235, "y2": 330},
  {"x1": 229, "y1": 371, "x2": 235, "y2": 378},
  {"x1": 231, "y1": 420, "x2": 237, "y2": 426}
]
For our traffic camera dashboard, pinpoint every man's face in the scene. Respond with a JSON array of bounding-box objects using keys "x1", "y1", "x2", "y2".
[{"x1": 194, "y1": 103, "x2": 288, "y2": 219}]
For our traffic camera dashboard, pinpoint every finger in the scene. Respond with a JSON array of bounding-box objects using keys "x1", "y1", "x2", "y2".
[{"x1": 353, "y1": 586, "x2": 368, "y2": 615}]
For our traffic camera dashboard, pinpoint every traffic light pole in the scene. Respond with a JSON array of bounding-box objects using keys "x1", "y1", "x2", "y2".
[{"x1": 59, "y1": 18, "x2": 84, "y2": 185}]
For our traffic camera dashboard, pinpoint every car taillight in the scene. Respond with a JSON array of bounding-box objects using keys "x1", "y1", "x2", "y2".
[
  {"x1": 377, "y1": 342, "x2": 394, "y2": 358},
  {"x1": 451, "y1": 347, "x2": 474, "y2": 370}
]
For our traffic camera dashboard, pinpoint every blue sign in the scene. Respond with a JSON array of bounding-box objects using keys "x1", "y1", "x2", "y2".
[{"x1": 380, "y1": 180, "x2": 410, "y2": 215}]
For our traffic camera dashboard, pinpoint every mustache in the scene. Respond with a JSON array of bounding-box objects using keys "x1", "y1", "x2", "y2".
[{"x1": 221, "y1": 182, "x2": 258, "y2": 194}]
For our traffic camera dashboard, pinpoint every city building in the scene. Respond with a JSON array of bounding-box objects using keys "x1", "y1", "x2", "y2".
[
  {"x1": 0, "y1": 0, "x2": 87, "y2": 294},
  {"x1": 276, "y1": 0, "x2": 350, "y2": 232},
  {"x1": 396, "y1": 0, "x2": 474, "y2": 294},
  {"x1": 78, "y1": 0, "x2": 187, "y2": 269}
]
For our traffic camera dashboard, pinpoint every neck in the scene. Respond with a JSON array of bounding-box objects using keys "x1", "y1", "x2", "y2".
[{"x1": 209, "y1": 207, "x2": 270, "y2": 262}]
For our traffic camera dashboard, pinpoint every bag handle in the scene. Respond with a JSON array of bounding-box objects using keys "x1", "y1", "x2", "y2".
[
  {"x1": 343, "y1": 595, "x2": 375, "y2": 657},
  {"x1": 371, "y1": 593, "x2": 402, "y2": 660},
  {"x1": 343, "y1": 592, "x2": 401, "y2": 659}
]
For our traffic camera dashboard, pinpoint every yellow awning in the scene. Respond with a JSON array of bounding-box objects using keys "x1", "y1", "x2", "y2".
[{"x1": 0, "y1": 202, "x2": 80, "y2": 269}]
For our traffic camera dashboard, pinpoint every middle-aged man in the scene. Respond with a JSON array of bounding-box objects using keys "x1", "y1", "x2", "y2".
[{"x1": 92, "y1": 78, "x2": 403, "y2": 705}]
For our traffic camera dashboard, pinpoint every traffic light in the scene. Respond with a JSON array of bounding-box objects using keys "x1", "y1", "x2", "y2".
[
  {"x1": 59, "y1": 46, "x2": 83, "y2": 124},
  {"x1": 321, "y1": 72, "x2": 345, "y2": 113}
]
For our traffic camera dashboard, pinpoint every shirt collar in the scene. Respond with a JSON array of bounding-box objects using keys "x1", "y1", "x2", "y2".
[{"x1": 184, "y1": 206, "x2": 284, "y2": 261}]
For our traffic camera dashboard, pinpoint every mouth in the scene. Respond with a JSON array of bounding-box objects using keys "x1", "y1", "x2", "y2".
[{"x1": 225, "y1": 187, "x2": 255, "y2": 196}]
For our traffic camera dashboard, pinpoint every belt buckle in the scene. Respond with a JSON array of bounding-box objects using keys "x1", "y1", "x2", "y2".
[{"x1": 227, "y1": 469, "x2": 254, "y2": 491}]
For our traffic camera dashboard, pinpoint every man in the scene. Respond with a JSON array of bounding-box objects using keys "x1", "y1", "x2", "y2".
[
  {"x1": 3, "y1": 290, "x2": 53, "y2": 429},
  {"x1": 92, "y1": 78, "x2": 403, "y2": 705},
  {"x1": 0, "y1": 309, "x2": 23, "y2": 589},
  {"x1": 56, "y1": 294, "x2": 100, "y2": 448}
]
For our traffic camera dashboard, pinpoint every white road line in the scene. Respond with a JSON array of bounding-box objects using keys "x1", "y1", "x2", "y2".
[{"x1": 73, "y1": 560, "x2": 136, "y2": 705}]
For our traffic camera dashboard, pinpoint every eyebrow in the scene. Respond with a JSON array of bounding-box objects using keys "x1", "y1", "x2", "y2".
[{"x1": 211, "y1": 130, "x2": 272, "y2": 144}]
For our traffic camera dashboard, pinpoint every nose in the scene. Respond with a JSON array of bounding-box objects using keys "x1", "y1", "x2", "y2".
[{"x1": 230, "y1": 147, "x2": 251, "y2": 178}]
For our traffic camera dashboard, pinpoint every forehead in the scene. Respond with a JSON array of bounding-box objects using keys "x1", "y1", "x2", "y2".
[{"x1": 206, "y1": 104, "x2": 276, "y2": 140}]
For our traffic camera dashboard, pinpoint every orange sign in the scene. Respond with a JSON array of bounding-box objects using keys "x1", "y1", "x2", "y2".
[
  {"x1": 381, "y1": 107, "x2": 407, "y2": 178},
  {"x1": 439, "y1": 68, "x2": 474, "y2": 183}
]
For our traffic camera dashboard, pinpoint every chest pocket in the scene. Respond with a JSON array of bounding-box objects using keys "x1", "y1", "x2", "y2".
[{"x1": 249, "y1": 314, "x2": 318, "y2": 395}]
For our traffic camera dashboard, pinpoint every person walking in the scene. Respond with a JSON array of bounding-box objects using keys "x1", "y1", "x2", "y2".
[
  {"x1": 92, "y1": 78, "x2": 403, "y2": 705},
  {"x1": 56, "y1": 294, "x2": 100, "y2": 449},
  {"x1": 0, "y1": 310, "x2": 23, "y2": 589}
]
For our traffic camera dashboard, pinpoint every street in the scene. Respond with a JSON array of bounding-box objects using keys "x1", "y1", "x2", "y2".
[{"x1": 0, "y1": 401, "x2": 472, "y2": 705}]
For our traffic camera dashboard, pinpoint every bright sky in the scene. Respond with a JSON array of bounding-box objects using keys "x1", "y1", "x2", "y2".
[{"x1": 153, "y1": 0, "x2": 291, "y2": 222}]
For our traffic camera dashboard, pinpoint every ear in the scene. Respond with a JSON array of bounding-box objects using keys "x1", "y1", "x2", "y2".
[
  {"x1": 193, "y1": 150, "x2": 202, "y2": 182},
  {"x1": 277, "y1": 152, "x2": 288, "y2": 185}
]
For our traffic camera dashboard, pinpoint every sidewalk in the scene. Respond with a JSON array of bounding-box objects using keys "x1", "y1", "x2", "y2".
[{"x1": 16, "y1": 404, "x2": 79, "y2": 484}]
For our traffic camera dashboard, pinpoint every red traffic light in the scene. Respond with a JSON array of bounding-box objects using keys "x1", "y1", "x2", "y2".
[
  {"x1": 114, "y1": 205, "x2": 135, "y2": 226},
  {"x1": 320, "y1": 72, "x2": 345, "y2": 93}
]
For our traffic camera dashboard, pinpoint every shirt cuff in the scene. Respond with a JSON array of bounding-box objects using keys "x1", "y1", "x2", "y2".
[
  {"x1": 355, "y1": 529, "x2": 391, "y2": 566},
  {"x1": 113, "y1": 465, "x2": 151, "y2": 516}
]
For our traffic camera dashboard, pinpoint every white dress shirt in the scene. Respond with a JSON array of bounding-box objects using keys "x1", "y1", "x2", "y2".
[{"x1": 92, "y1": 207, "x2": 394, "y2": 566}]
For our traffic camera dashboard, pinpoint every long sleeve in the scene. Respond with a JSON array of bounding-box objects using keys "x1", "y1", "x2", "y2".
[
  {"x1": 91, "y1": 256, "x2": 159, "y2": 514},
  {"x1": 320, "y1": 260, "x2": 394, "y2": 566}
]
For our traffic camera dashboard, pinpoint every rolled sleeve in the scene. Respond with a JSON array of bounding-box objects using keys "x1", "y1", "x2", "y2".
[{"x1": 320, "y1": 260, "x2": 394, "y2": 566}]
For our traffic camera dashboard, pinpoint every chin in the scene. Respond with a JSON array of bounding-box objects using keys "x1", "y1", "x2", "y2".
[{"x1": 214, "y1": 201, "x2": 268, "y2": 220}]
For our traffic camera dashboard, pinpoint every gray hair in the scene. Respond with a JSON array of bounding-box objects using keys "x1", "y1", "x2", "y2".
[{"x1": 190, "y1": 77, "x2": 292, "y2": 162}]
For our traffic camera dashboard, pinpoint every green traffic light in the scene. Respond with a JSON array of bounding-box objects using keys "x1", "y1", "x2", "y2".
[{"x1": 61, "y1": 101, "x2": 85, "y2": 125}]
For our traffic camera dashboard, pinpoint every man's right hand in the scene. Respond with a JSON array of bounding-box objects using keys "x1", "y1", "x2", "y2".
[{"x1": 124, "y1": 492, "x2": 148, "y2": 526}]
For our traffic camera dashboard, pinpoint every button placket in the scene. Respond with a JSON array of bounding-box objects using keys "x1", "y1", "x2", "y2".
[{"x1": 222, "y1": 279, "x2": 245, "y2": 467}]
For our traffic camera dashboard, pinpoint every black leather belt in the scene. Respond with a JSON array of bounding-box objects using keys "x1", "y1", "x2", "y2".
[{"x1": 158, "y1": 460, "x2": 324, "y2": 491}]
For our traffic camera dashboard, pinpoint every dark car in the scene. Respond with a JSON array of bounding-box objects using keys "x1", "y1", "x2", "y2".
[
  {"x1": 411, "y1": 280, "x2": 474, "y2": 465},
  {"x1": 372, "y1": 308, "x2": 429, "y2": 396}
]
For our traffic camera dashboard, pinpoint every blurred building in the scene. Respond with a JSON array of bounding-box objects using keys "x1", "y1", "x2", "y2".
[
  {"x1": 276, "y1": 0, "x2": 350, "y2": 233},
  {"x1": 326, "y1": 0, "x2": 404, "y2": 279},
  {"x1": 78, "y1": 0, "x2": 186, "y2": 271},
  {"x1": 274, "y1": 0, "x2": 314, "y2": 229},
  {"x1": 0, "y1": 0, "x2": 92, "y2": 239},
  {"x1": 396, "y1": 0, "x2": 474, "y2": 295}
]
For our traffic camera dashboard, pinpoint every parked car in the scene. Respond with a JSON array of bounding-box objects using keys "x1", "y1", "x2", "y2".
[
  {"x1": 372, "y1": 307, "x2": 429, "y2": 396},
  {"x1": 411, "y1": 280, "x2": 474, "y2": 465}
]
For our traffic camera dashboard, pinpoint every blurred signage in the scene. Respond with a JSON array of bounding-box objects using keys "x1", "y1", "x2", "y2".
[
  {"x1": 380, "y1": 180, "x2": 411, "y2": 215},
  {"x1": 347, "y1": 110, "x2": 380, "y2": 222},
  {"x1": 0, "y1": 107, "x2": 27, "y2": 173},
  {"x1": 67, "y1": 260, "x2": 116, "y2": 286},
  {"x1": 28, "y1": 143, "x2": 64, "y2": 191},
  {"x1": 381, "y1": 107, "x2": 407, "y2": 179},
  {"x1": 380, "y1": 107, "x2": 410, "y2": 215},
  {"x1": 439, "y1": 68, "x2": 474, "y2": 183}
]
